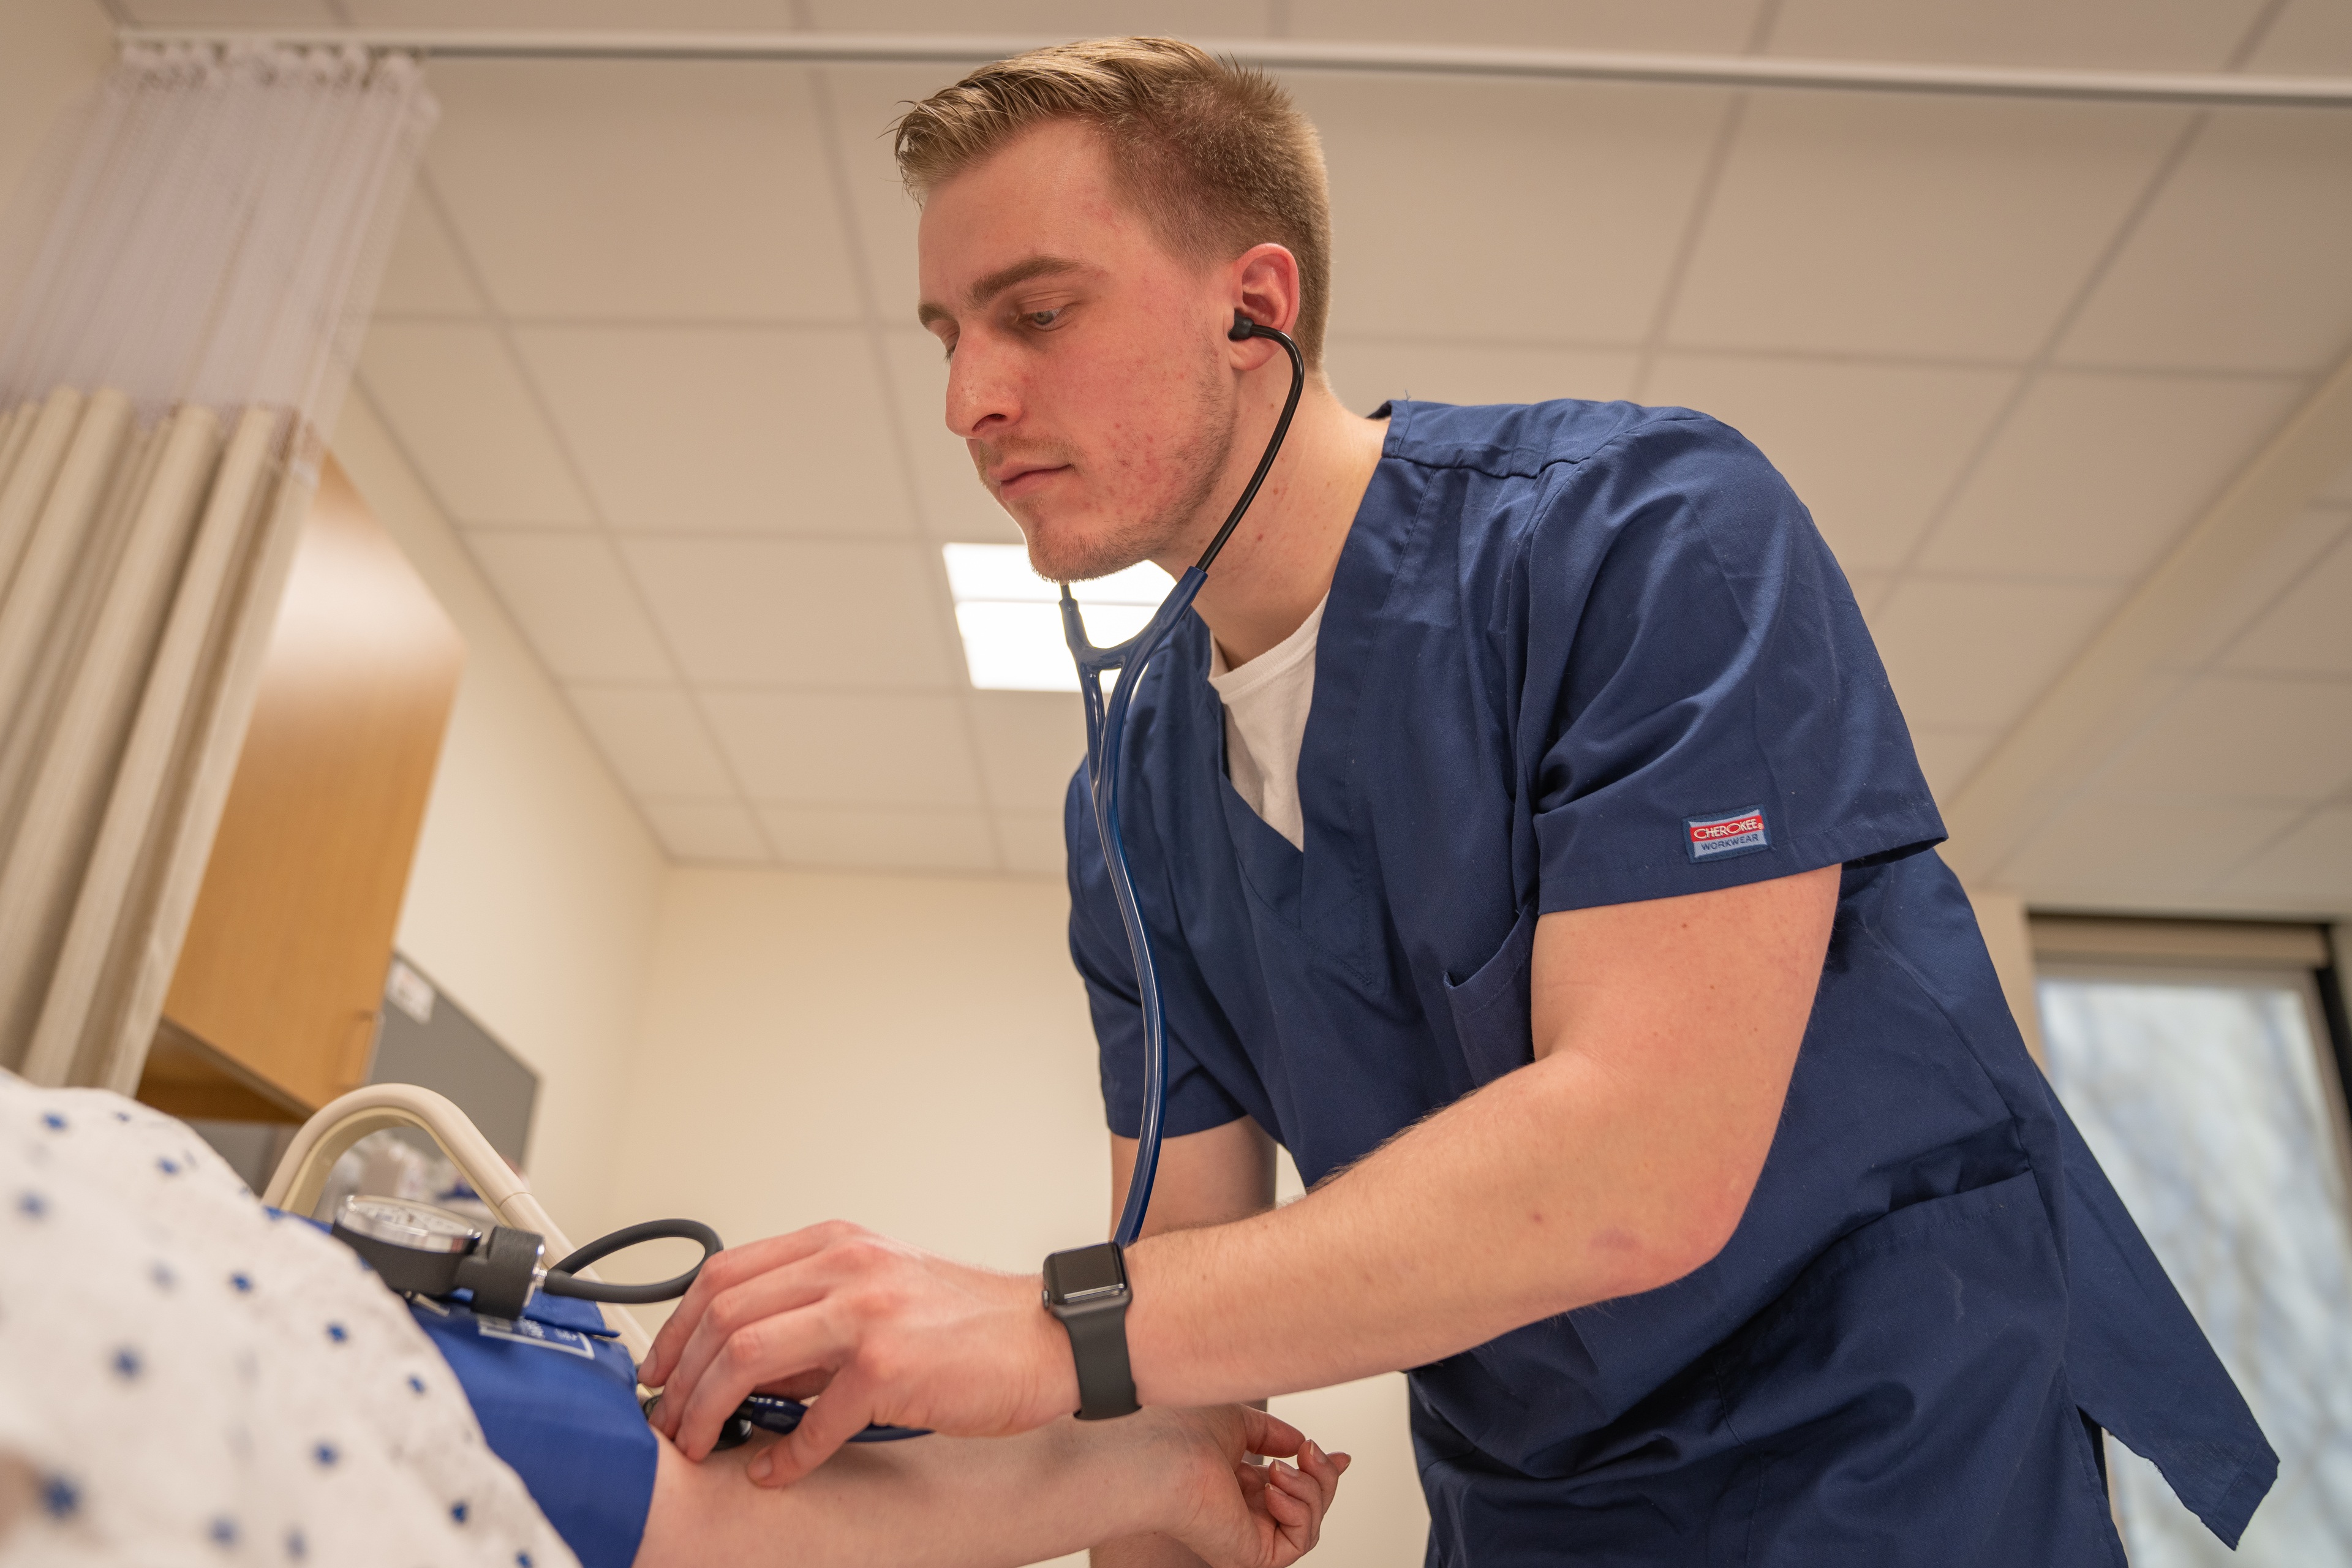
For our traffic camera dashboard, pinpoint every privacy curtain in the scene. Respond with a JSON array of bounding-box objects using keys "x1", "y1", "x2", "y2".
[{"x1": 0, "y1": 44, "x2": 435, "y2": 1091}]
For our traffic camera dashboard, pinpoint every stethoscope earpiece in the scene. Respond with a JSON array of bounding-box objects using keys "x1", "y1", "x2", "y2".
[{"x1": 1228, "y1": 307, "x2": 1259, "y2": 342}]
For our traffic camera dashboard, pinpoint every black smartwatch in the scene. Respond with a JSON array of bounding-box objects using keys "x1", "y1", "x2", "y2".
[{"x1": 1042, "y1": 1242, "x2": 1139, "y2": 1420}]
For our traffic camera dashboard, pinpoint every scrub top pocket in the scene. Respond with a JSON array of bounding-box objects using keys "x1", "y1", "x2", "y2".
[{"x1": 1443, "y1": 901, "x2": 1539, "y2": 1087}]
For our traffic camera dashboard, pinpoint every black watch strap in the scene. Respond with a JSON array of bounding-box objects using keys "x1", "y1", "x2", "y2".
[
  {"x1": 1043, "y1": 1242, "x2": 1139, "y2": 1420},
  {"x1": 1060, "y1": 1298, "x2": 1139, "y2": 1420}
]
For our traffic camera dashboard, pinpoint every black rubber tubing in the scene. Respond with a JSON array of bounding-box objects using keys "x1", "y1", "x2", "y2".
[{"x1": 542, "y1": 1218, "x2": 723, "y2": 1305}]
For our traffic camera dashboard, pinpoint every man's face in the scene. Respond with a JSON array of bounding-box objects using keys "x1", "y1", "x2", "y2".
[{"x1": 917, "y1": 119, "x2": 1237, "y2": 583}]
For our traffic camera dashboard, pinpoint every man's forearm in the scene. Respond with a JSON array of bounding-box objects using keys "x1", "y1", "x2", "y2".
[{"x1": 1123, "y1": 1046, "x2": 1700, "y2": 1405}]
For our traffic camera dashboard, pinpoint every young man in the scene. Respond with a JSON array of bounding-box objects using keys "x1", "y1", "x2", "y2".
[{"x1": 646, "y1": 37, "x2": 2275, "y2": 1566}]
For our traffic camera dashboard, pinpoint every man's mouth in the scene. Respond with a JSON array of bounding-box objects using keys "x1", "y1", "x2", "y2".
[{"x1": 991, "y1": 462, "x2": 1069, "y2": 500}]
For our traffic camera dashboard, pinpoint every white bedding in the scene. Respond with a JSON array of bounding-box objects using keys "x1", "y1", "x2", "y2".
[{"x1": 0, "y1": 1071, "x2": 578, "y2": 1568}]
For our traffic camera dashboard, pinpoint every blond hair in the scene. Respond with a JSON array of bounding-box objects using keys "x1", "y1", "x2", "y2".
[{"x1": 892, "y1": 37, "x2": 1333, "y2": 366}]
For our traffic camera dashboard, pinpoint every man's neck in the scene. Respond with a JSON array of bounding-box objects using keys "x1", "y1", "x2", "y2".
[{"x1": 1156, "y1": 377, "x2": 1388, "y2": 669}]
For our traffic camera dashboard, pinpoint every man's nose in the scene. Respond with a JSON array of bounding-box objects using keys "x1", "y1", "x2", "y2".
[{"x1": 944, "y1": 337, "x2": 1019, "y2": 440}]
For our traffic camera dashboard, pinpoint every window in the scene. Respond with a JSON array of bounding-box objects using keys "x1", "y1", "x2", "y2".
[{"x1": 2034, "y1": 918, "x2": 2352, "y2": 1565}]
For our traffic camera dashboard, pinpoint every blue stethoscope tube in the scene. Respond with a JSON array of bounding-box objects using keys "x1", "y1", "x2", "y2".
[{"x1": 1063, "y1": 310, "x2": 1307, "y2": 1250}]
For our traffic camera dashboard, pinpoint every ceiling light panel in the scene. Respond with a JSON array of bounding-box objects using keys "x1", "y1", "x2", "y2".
[{"x1": 942, "y1": 543, "x2": 1174, "y2": 692}]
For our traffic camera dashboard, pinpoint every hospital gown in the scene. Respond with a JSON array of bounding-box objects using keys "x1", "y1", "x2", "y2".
[{"x1": 0, "y1": 1068, "x2": 576, "y2": 1568}]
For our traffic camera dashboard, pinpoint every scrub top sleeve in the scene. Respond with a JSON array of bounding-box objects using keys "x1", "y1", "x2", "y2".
[
  {"x1": 1526, "y1": 412, "x2": 1944, "y2": 914},
  {"x1": 1064, "y1": 767, "x2": 1248, "y2": 1140}
]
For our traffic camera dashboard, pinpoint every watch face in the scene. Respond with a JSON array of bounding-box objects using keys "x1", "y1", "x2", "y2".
[{"x1": 1051, "y1": 1244, "x2": 1126, "y2": 1300}]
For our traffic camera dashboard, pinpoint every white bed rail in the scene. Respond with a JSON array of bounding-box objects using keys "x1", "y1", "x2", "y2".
[{"x1": 264, "y1": 1083, "x2": 653, "y2": 1362}]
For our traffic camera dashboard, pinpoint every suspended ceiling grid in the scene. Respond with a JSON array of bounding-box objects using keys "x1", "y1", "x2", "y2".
[{"x1": 107, "y1": 0, "x2": 2352, "y2": 917}]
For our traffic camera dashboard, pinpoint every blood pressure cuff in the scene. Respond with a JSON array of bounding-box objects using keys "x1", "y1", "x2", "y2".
[{"x1": 407, "y1": 1292, "x2": 657, "y2": 1568}]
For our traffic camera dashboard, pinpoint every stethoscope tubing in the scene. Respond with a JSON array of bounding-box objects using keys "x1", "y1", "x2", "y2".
[{"x1": 1061, "y1": 314, "x2": 1307, "y2": 1249}]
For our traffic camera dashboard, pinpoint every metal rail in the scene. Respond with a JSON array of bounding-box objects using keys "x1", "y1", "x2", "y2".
[{"x1": 115, "y1": 28, "x2": 2352, "y2": 109}]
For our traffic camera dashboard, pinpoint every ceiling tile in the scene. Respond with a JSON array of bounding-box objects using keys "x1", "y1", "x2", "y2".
[
  {"x1": 465, "y1": 531, "x2": 676, "y2": 682},
  {"x1": 994, "y1": 809, "x2": 1068, "y2": 878},
  {"x1": 756, "y1": 804, "x2": 998, "y2": 872},
  {"x1": 880, "y1": 328, "x2": 1025, "y2": 543},
  {"x1": 1868, "y1": 576, "x2": 2122, "y2": 729},
  {"x1": 348, "y1": 0, "x2": 797, "y2": 23},
  {"x1": 2223, "y1": 529, "x2": 2352, "y2": 677},
  {"x1": 1291, "y1": 74, "x2": 1733, "y2": 345},
  {"x1": 2248, "y1": 0, "x2": 2352, "y2": 72},
  {"x1": 641, "y1": 800, "x2": 772, "y2": 864},
  {"x1": 620, "y1": 537, "x2": 959, "y2": 687},
  {"x1": 515, "y1": 325, "x2": 915, "y2": 537},
  {"x1": 372, "y1": 190, "x2": 486, "y2": 317},
  {"x1": 1284, "y1": 0, "x2": 1765, "y2": 50},
  {"x1": 2094, "y1": 675, "x2": 2352, "y2": 802},
  {"x1": 2158, "y1": 500, "x2": 2352, "y2": 671},
  {"x1": 1907, "y1": 726, "x2": 2000, "y2": 801},
  {"x1": 968, "y1": 690, "x2": 1085, "y2": 812},
  {"x1": 1770, "y1": 0, "x2": 2267, "y2": 70},
  {"x1": 821, "y1": 65, "x2": 946, "y2": 331},
  {"x1": 1325, "y1": 341, "x2": 1640, "y2": 418},
  {"x1": 2005, "y1": 796, "x2": 2303, "y2": 900},
  {"x1": 1923, "y1": 371, "x2": 2304, "y2": 580},
  {"x1": 2218, "y1": 806, "x2": 2352, "y2": 909},
  {"x1": 357, "y1": 325, "x2": 595, "y2": 524},
  {"x1": 701, "y1": 690, "x2": 984, "y2": 807},
  {"x1": 566, "y1": 685, "x2": 737, "y2": 797},
  {"x1": 421, "y1": 59, "x2": 862, "y2": 321},
  {"x1": 1669, "y1": 94, "x2": 2185, "y2": 361},
  {"x1": 118, "y1": 0, "x2": 335, "y2": 19},
  {"x1": 2056, "y1": 113, "x2": 2352, "y2": 375},
  {"x1": 803, "y1": 0, "x2": 1267, "y2": 29},
  {"x1": 1643, "y1": 355, "x2": 2015, "y2": 571}
]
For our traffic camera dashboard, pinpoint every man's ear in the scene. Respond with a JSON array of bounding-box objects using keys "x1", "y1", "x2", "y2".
[{"x1": 1229, "y1": 243, "x2": 1303, "y2": 349}]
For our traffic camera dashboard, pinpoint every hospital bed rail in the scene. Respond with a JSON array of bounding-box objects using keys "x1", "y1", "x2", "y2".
[{"x1": 264, "y1": 1082, "x2": 654, "y2": 1362}]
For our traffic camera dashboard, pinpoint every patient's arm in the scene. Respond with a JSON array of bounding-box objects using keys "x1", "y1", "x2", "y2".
[{"x1": 633, "y1": 1405, "x2": 1347, "y2": 1568}]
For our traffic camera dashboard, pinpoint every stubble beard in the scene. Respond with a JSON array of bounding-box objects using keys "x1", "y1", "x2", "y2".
[{"x1": 1016, "y1": 356, "x2": 1239, "y2": 586}]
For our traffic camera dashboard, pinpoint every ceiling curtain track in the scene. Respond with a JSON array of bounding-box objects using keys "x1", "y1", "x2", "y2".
[
  {"x1": 0, "y1": 44, "x2": 436, "y2": 1094},
  {"x1": 114, "y1": 29, "x2": 2352, "y2": 111}
]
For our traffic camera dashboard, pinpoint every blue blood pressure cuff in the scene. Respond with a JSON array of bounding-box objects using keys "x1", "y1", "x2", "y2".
[{"x1": 406, "y1": 1291, "x2": 657, "y2": 1568}]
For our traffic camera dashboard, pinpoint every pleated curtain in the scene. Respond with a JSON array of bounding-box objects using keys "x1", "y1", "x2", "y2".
[{"x1": 0, "y1": 45, "x2": 435, "y2": 1091}]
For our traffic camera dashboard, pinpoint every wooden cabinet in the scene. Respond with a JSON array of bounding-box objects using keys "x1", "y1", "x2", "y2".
[{"x1": 137, "y1": 456, "x2": 463, "y2": 1121}]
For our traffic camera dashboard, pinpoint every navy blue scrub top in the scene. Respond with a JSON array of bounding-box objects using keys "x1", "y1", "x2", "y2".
[{"x1": 1066, "y1": 399, "x2": 2275, "y2": 1566}]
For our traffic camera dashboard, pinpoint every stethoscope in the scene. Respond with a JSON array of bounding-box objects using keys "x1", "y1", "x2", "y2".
[
  {"x1": 336, "y1": 311, "x2": 1305, "y2": 1450},
  {"x1": 1064, "y1": 309, "x2": 1305, "y2": 1250}
]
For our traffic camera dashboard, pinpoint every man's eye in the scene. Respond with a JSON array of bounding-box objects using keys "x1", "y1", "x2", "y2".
[{"x1": 1023, "y1": 308, "x2": 1064, "y2": 330}]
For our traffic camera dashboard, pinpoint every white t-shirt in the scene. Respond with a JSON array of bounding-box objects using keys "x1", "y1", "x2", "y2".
[{"x1": 1207, "y1": 597, "x2": 1326, "y2": 851}]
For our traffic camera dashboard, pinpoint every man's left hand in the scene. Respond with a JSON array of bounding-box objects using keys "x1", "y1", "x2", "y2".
[{"x1": 639, "y1": 1221, "x2": 1077, "y2": 1483}]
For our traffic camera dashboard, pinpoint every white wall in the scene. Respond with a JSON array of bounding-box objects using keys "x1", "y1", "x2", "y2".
[
  {"x1": 609, "y1": 862, "x2": 1430, "y2": 1568},
  {"x1": 0, "y1": 0, "x2": 111, "y2": 218},
  {"x1": 334, "y1": 391, "x2": 666, "y2": 1242}
]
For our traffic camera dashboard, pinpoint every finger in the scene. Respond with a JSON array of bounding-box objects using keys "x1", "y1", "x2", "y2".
[
  {"x1": 752, "y1": 1373, "x2": 874, "y2": 1488},
  {"x1": 753, "y1": 1370, "x2": 832, "y2": 1401},
  {"x1": 1261, "y1": 1463, "x2": 1311, "y2": 1526},
  {"x1": 655, "y1": 1264, "x2": 843, "y2": 1444},
  {"x1": 1296, "y1": 1441, "x2": 1343, "y2": 1513},
  {"x1": 670, "y1": 1304, "x2": 842, "y2": 1461},
  {"x1": 1268, "y1": 1452, "x2": 1326, "y2": 1552},
  {"x1": 640, "y1": 1224, "x2": 850, "y2": 1387},
  {"x1": 1238, "y1": 1406, "x2": 1307, "y2": 1460},
  {"x1": 657, "y1": 1264, "x2": 832, "y2": 1432}
]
